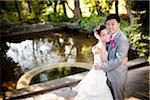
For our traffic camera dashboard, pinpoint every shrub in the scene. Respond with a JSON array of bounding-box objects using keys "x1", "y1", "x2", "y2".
[
  {"x1": 124, "y1": 23, "x2": 150, "y2": 63},
  {"x1": 78, "y1": 15, "x2": 105, "y2": 33},
  {"x1": 79, "y1": 15, "x2": 129, "y2": 34}
]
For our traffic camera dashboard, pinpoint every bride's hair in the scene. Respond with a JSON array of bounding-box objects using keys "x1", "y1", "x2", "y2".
[{"x1": 95, "y1": 24, "x2": 107, "y2": 36}]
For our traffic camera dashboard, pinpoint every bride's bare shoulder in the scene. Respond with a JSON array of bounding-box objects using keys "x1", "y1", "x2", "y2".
[{"x1": 92, "y1": 44, "x2": 102, "y2": 54}]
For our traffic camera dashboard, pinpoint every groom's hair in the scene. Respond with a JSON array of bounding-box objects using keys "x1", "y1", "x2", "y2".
[{"x1": 105, "y1": 14, "x2": 120, "y2": 23}]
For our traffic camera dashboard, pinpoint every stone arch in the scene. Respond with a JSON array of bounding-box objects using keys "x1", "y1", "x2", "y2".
[{"x1": 16, "y1": 62, "x2": 92, "y2": 89}]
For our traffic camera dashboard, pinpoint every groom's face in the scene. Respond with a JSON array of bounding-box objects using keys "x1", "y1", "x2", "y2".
[{"x1": 106, "y1": 19, "x2": 120, "y2": 35}]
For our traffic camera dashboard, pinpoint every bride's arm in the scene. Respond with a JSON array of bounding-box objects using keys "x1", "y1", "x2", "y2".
[{"x1": 101, "y1": 36, "x2": 129, "y2": 72}]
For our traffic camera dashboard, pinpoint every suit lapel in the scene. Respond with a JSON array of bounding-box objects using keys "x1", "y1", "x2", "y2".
[
  {"x1": 108, "y1": 31, "x2": 121, "y2": 50},
  {"x1": 114, "y1": 31, "x2": 121, "y2": 44},
  {"x1": 108, "y1": 31, "x2": 121, "y2": 60}
]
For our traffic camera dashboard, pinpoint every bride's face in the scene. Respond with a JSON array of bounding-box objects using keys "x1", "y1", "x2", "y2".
[{"x1": 100, "y1": 29, "x2": 109, "y2": 42}]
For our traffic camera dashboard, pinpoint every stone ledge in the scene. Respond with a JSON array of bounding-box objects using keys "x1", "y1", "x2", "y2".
[
  {"x1": 16, "y1": 62, "x2": 92, "y2": 89},
  {"x1": 126, "y1": 58, "x2": 147, "y2": 68},
  {"x1": 5, "y1": 72, "x2": 88, "y2": 99},
  {"x1": 2, "y1": 22, "x2": 81, "y2": 38}
]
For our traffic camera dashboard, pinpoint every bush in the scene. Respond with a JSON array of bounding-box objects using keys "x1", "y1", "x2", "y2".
[
  {"x1": 124, "y1": 23, "x2": 150, "y2": 63},
  {"x1": 120, "y1": 20, "x2": 129, "y2": 32},
  {"x1": 78, "y1": 15, "x2": 105, "y2": 33},
  {"x1": 39, "y1": 12, "x2": 69, "y2": 23},
  {"x1": 79, "y1": 15, "x2": 129, "y2": 34}
]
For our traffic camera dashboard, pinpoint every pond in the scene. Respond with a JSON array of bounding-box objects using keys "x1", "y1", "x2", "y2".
[
  {"x1": 1, "y1": 30, "x2": 96, "y2": 93},
  {"x1": 30, "y1": 67, "x2": 88, "y2": 85}
]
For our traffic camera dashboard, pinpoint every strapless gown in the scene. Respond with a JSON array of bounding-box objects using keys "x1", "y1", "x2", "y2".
[{"x1": 73, "y1": 53, "x2": 113, "y2": 100}]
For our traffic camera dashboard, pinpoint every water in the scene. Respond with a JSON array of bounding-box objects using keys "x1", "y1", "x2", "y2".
[
  {"x1": 4, "y1": 35, "x2": 94, "y2": 71},
  {"x1": 1, "y1": 31, "x2": 95, "y2": 92},
  {"x1": 30, "y1": 67, "x2": 88, "y2": 85}
]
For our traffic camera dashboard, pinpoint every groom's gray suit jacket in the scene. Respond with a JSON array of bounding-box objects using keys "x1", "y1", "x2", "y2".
[{"x1": 102, "y1": 30, "x2": 129, "y2": 100}]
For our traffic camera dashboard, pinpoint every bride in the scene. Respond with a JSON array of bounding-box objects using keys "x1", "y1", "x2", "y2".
[{"x1": 73, "y1": 25, "x2": 113, "y2": 100}]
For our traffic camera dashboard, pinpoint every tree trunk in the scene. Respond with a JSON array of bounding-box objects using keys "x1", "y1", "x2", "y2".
[
  {"x1": 66, "y1": 1, "x2": 74, "y2": 13},
  {"x1": 54, "y1": 0, "x2": 57, "y2": 13},
  {"x1": 27, "y1": 0, "x2": 32, "y2": 13},
  {"x1": 115, "y1": 0, "x2": 118, "y2": 15},
  {"x1": 34, "y1": 1, "x2": 39, "y2": 22},
  {"x1": 61, "y1": 0, "x2": 68, "y2": 18},
  {"x1": 14, "y1": 0, "x2": 21, "y2": 21},
  {"x1": 126, "y1": 1, "x2": 134, "y2": 24},
  {"x1": 74, "y1": 0, "x2": 82, "y2": 20}
]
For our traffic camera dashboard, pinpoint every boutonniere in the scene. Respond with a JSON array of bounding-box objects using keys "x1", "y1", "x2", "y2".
[
  {"x1": 110, "y1": 39, "x2": 115, "y2": 48},
  {"x1": 109, "y1": 35, "x2": 115, "y2": 48}
]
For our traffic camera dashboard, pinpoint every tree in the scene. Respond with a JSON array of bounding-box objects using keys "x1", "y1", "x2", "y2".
[
  {"x1": 115, "y1": 0, "x2": 118, "y2": 15},
  {"x1": 125, "y1": 0, "x2": 134, "y2": 24},
  {"x1": 95, "y1": 1, "x2": 103, "y2": 15},
  {"x1": 60, "y1": 0, "x2": 68, "y2": 18},
  {"x1": 54, "y1": 0, "x2": 57, "y2": 13},
  {"x1": 124, "y1": 1, "x2": 149, "y2": 63},
  {"x1": 31, "y1": 0, "x2": 40, "y2": 22},
  {"x1": 83, "y1": 0, "x2": 113, "y2": 16},
  {"x1": 74, "y1": 0, "x2": 82, "y2": 19},
  {"x1": 27, "y1": 0, "x2": 32, "y2": 13},
  {"x1": 14, "y1": 0, "x2": 21, "y2": 21},
  {"x1": 66, "y1": 0, "x2": 82, "y2": 20}
]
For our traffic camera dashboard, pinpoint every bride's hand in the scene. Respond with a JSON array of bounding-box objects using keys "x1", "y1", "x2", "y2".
[{"x1": 93, "y1": 64, "x2": 101, "y2": 70}]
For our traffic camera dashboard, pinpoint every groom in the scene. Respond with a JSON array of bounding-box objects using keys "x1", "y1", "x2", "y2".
[{"x1": 94, "y1": 14, "x2": 129, "y2": 100}]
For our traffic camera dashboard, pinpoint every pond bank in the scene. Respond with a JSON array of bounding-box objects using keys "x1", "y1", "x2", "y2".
[{"x1": 2, "y1": 22, "x2": 89, "y2": 42}]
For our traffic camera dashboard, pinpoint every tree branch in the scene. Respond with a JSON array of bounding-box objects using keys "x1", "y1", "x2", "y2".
[{"x1": 66, "y1": 1, "x2": 74, "y2": 13}]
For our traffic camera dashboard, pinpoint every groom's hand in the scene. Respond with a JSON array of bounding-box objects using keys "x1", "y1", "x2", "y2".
[{"x1": 94, "y1": 64, "x2": 101, "y2": 70}]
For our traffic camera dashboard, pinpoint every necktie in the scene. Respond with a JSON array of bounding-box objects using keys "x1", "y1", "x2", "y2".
[{"x1": 110, "y1": 35, "x2": 115, "y2": 48}]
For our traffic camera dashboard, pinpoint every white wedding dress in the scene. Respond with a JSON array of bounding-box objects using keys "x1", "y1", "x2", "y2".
[{"x1": 73, "y1": 43, "x2": 113, "y2": 100}]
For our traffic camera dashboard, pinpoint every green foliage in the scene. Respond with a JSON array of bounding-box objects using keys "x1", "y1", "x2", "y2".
[
  {"x1": 130, "y1": 1, "x2": 149, "y2": 36},
  {"x1": 125, "y1": 1, "x2": 149, "y2": 63},
  {"x1": 0, "y1": 10, "x2": 20, "y2": 32},
  {"x1": 83, "y1": 0, "x2": 113, "y2": 16},
  {"x1": 120, "y1": 19, "x2": 129, "y2": 32},
  {"x1": 39, "y1": 12, "x2": 69, "y2": 23},
  {"x1": 79, "y1": 15, "x2": 105, "y2": 33},
  {"x1": 124, "y1": 23, "x2": 150, "y2": 62},
  {"x1": 79, "y1": 15, "x2": 129, "y2": 34}
]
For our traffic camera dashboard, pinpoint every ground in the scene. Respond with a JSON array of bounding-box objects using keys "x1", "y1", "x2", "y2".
[{"x1": 23, "y1": 66, "x2": 149, "y2": 100}]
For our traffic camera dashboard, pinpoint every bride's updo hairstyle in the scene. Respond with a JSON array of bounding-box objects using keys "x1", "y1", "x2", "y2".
[{"x1": 95, "y1": 24, "x2": 107, "y2": 36}]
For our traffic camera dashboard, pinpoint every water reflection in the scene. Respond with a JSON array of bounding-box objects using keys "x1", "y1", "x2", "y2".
[
  {"x1": 30, "y1": 67, "x2": 88, "y2": 85},
  {"x1": 1, "y1": 31, "x2": 95, "y2": 92},
  {"x1": 6, "y1": 39, "x2": 60, "y2": 72},
  {"x1": 5, "y1": 33, "x2": 94, "y2": 72}
]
